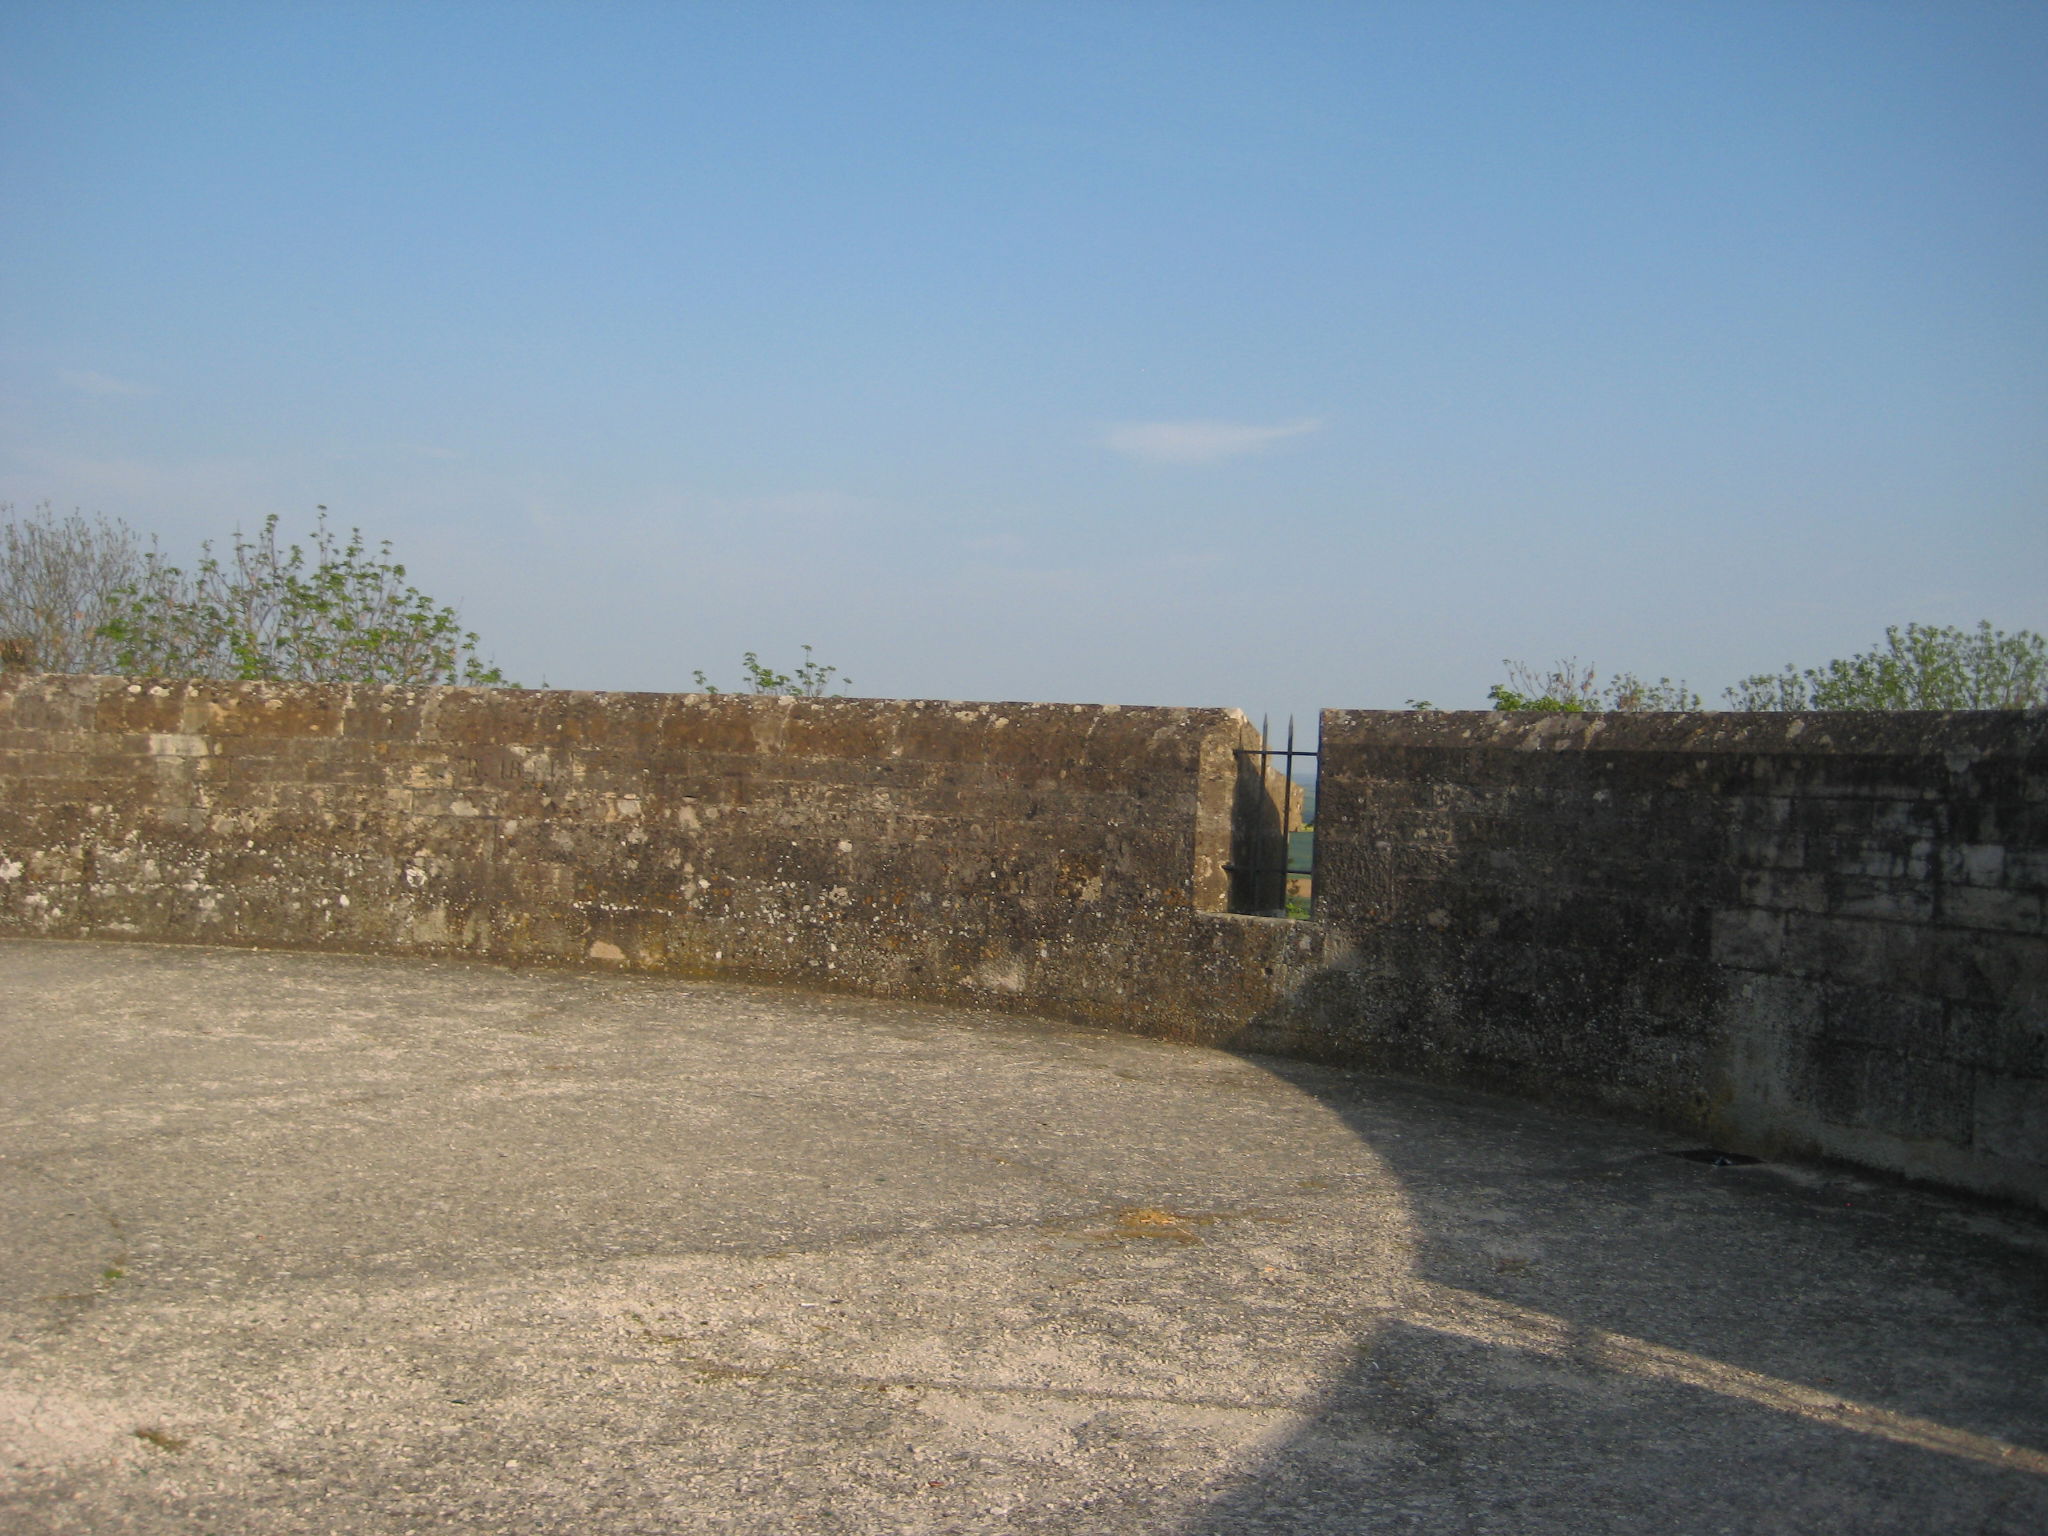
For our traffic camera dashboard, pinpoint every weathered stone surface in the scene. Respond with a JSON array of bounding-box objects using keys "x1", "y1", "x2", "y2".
[
  {"x1": 2, "y1": 676, "x2": 2042, "y2": 1207},
  {"x1": 1273, "y1": 707, "x2": 2048, "y2": 1207},
  {"x1": 0, "y1": 676, "x2": 1316, "y2": 1047}
]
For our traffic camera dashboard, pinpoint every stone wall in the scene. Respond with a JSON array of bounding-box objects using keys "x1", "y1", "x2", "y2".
[
  {"x1": 1, "y1": 674, "x2": 2041, "y2": 1205},
  {"x1": 1252, "y1": 709, "x2": 2047, "y2": 1206},
  {"x1": 0, "y1": 675, "x2": 1317, "y2": 1042}
]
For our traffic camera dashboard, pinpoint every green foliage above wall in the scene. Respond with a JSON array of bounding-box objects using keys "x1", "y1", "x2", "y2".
[{"x1": 1726, "y1": 622, "x2": 2048, "y2": 710}]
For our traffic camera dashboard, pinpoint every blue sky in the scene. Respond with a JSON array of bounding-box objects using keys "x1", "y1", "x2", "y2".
[{"x1": 3, "y1": 1, "x2": 2043, "y2": 723}]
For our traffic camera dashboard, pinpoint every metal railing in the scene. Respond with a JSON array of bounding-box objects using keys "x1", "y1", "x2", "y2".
[{"x1": 1227, "y1": 715, "x2": 1316, "y2": 917}]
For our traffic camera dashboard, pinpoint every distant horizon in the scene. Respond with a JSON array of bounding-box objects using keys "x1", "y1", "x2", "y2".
[
  {"x1": 4, "y1": 2, "x2": 2042, "y2": 727},
  {"x1": 1, "y1": 495, "x2": 2041, "y2": 726}
]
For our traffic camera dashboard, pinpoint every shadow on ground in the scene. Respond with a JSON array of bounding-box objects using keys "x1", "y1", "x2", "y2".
[
  {"x1": 0, "y1": 939, "x2": 2042, "y2": 1534},
  {"x1": 1183, "y1": 1057, "x2": 2048, "y2": 1533}
]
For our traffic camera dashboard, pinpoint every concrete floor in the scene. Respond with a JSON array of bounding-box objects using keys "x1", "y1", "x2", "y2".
[{"x1": 1, "y1": 937, "x2": 2043, "y2": 1535}]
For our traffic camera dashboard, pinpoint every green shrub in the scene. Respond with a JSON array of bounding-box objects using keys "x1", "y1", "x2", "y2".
[
  {"x1": 1726, "y1": 622, "x2": 2047, "y2": 710},
  {"x1": 100, "y1": 511, "x2": 509, "y2": 686}
]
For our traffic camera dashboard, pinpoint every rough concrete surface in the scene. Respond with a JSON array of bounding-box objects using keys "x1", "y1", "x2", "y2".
[{"x1": 2, "y1": 939, "x2": 2044, "y2": 1534}]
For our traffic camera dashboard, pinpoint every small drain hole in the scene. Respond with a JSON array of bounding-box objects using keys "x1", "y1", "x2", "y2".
[{"x1": 1667, "y1": 1148, "x2": 1762, "y2": 1167}]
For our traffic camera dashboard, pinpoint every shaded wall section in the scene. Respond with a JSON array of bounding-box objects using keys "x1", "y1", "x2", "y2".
[
  {"x1": 0, "y1": 675, "x2": 1318, "y2": 1042},
  {"x1": 1252, "y1": 709, "x2": 2048, "y2": 1207}
]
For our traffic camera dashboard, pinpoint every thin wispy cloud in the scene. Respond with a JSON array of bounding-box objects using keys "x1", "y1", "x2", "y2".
[
  {"x1": 60, "y1": 369, "x2": 156, "y2": 398},
  {"x1": 1102, "y1": 417, "x2": 1324, "y2": 465}
]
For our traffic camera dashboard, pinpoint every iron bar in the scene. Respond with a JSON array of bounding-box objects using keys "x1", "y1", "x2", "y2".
[{"x1": 1226, "y1": 714, "x2": 1318, "y2": 914}]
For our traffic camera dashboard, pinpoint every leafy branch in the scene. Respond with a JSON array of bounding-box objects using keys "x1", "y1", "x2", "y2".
[
  {"x1": 99, "y1": 511, "x2": 510, "y2": 686},
  {"x1": 1488, "y1": 658, "x2": 1700, "y2": 713},
  {"x1": 692, "y1": 644, "x2": 850, "y2": 697},
  {"x1": 1725, "y1": 622, "x2": 2047, "y2": 710}
]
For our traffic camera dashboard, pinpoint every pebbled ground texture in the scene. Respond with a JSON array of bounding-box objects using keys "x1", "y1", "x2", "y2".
[{"x1": 1, "y1": 937, "x2": 2043, "y2": 1534}]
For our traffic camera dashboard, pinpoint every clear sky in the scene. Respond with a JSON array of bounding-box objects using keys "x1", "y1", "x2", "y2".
[{"x1": 3, "y1": 1, "x2": 2043, "y2": 726}]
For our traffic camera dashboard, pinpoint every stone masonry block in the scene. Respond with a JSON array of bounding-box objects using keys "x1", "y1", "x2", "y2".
[
  {"x1": 1932, "y1": 929, "x2": 2048, "y2": 1010},
  {"x1": 1933, "y1": 876, "x2": 2031, "y2": 937},
  {"x1": 1792, "y1": 795, "x2": 1944, "y2": 843},
  {"x1": 2005, "y1": 847, "x2": 2048, "y2": 893},
  {"x1": 1853, "y1": 1050, "x2": 1975, "y2": 1144},
  {"x1": 1827, "y1": 874, "x2": 1935, "y2": 924},
  {"x1": 1942, "y1": 884, "x2": 2046, "y2": 938},
  {"x1": 1780, "y1": 912, "x2": 1932, "y2": 990},
  {"x1": 1826, "y1": 836, "x2": 1937, "y2": 883},
  {"x1": 1729, "y1": 971, "x2": 1826, "y2": 1038},
  {"x1": 1710, "y1": 908, "x2": 1785, "y2": 971},
  {"x1": 1731, "y1": 826, "x2": 1807, "y2": 871},
  {"x1": 1972, "y1": 1072, "x2": 2048, "y2": 1167},
  {"x1": 1739, "y1": 870, "x2": 1828, "y2": 914},
  {"x1": 1949, "y1": 796, "x2": 2048, "y2": 848},
  {"x1": 1940, "y1": 842, "x2": 2007, "y2": 888},
  {"x1": 1820, "y1": 983, "x2": 1944, "y2": 1054},
  {"x1": 1944, "y1": 1002, "x2": 2048, "y2": 1078},
  {"x1": 1789, "y1": 1035, "x2": 1868, "y2": 1127}
]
